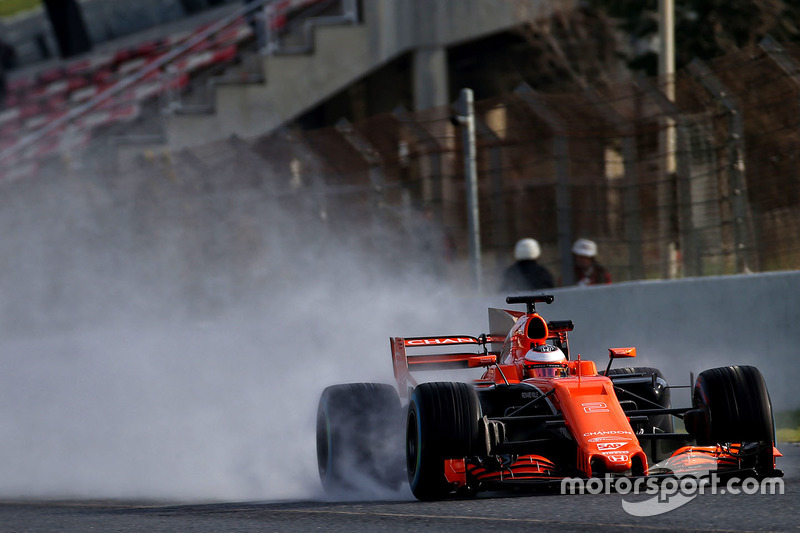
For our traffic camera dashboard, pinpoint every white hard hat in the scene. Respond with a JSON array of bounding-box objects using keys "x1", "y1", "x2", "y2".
[
  {"x1": 514, "y1": 238, "x2": 541, "y2": 261},
  {"x1": 572, "y1": 238, "x2": 597, "y2": 257},
  {"x1": 524, "y1": 344, "x2": 566, "y2": 364}
]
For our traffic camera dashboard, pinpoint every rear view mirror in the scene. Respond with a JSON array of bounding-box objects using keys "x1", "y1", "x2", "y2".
[
  {"x1": 604, "y1": 347, "x2": 636, "y2": 376},
  {"x1": 609, "y1": 347, "x2": 636, "y2": 359}
]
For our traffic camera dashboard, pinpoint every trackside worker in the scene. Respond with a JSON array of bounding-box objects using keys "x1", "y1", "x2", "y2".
[
  {"x1": 501, "y1": 238, "x2": 555, "y2": 292},
  {"x1": 572, "y1": 238, "x2": 611, "y2": 286}
]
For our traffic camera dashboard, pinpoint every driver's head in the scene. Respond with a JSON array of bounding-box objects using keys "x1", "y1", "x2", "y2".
[{"x1": 524, "y1": 344, "x2": 567, "y2": 378}]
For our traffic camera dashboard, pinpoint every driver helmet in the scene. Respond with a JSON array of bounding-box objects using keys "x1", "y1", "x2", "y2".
[{"x1": 524, "y1": 344, "x2": 567, "y2": 378}]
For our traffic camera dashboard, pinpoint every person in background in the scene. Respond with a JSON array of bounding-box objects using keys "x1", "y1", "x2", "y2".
[
  {"x1": 572, "y1": 238, "x2": 611, "y2": 286},
  {"x1": 501, "y1": 238, "x2": 555, "y2": 292}
]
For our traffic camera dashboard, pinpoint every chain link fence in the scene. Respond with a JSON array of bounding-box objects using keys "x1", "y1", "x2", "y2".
[
  {"x1": 136, "y1": 40, "x2": 800, "y2": 288},
  {"x1": 129, "y1": 38, "x2": 799, "y2": 291},
  {"x1": 6, "y1": 38, "x2": 800, "y2": 331}
]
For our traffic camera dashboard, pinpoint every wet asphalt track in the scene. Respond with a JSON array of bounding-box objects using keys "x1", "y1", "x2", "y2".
[{"x1": 1, "y1": 444, "x2": 797, "y2": 533}]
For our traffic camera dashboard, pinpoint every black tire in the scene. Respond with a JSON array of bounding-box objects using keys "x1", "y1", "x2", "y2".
[
  {"x1": 607, "y1": 366, "x2": 674, "y2": 433},
  {"x1": 316, "y1": 383, "x2": 403, "y2": 494},
  {"x1": 689, "y1": 365, "x2": 775, "y2": 446},
  {"x1": 406, "y1": 382, "x2": 482, "y2": 501}
]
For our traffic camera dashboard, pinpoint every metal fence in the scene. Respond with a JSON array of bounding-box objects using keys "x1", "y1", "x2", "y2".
[
  {"x1": 131, "y1": 37, "x2": 800, "y2": 289},
  {"x1": 16, "y1": 37, "x2": 800, "y2": 324}
]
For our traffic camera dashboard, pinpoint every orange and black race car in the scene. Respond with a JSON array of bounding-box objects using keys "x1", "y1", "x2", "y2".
[{"x1": 316, "y1": 294, "x2": 782, "y2": 500}]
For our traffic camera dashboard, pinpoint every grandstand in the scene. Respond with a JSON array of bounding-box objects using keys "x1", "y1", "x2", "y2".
[
  {"x1": 0, "y1": 1, "x2": 254, "y2": 179},
  {"x1": 0, "y1": 0, "x2": 558, "y2": 181}
]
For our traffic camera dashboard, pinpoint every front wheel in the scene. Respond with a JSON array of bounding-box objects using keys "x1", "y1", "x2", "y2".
[
  {"x1": 688, "y1": 365, "x2": 775, "y2": 446},
  {"x1": 406, "y1": 382, "x2": 482, "y2": 501}
]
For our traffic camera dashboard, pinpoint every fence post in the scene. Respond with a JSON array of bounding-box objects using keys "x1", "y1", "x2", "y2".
[
  {"x1": 454, "y1": 88, "x2": 482, "y2": 292},
  {"x1": 584, "y1": 88, "x2": 643, "y2": 281},
  {"x1": 473, "y1": 112, "x2": 509, "y2": 276},
  {"x1": 393, "y1": 107, "x2": 443, "y2": 211},
  {"x1": 636, "y1": 77, "x2": 699, "y2": 277},
  {"x1": 687, "y1": 59, "x2": 756, "y2": 274},
  {"x1": 515, "y1": 84, "x2": 574, "y2": 286}
]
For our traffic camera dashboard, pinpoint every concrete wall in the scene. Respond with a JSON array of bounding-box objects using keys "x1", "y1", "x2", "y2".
[
  {"x1": 366, "y1": 0, "x2": 558, "y2": 52},
  {"x1": 481, "y1": 271, "x2": 800, "y2": 411},
  {"x1": 0, "y1": 10, "x2": 59, "y2": 67}
]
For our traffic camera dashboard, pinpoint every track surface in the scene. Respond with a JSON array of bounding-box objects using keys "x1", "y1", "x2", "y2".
[{"x1": 2, "y1": 444, "x2": 797, "y2": 532}]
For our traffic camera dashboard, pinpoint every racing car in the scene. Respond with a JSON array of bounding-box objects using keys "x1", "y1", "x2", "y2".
[{"x1": 316, "y1": 294, "x2": 782, "y2": 500}]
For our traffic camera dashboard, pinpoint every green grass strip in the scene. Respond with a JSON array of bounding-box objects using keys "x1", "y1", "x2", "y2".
[
  {"x1": 0, "y1": 0, "x2": 42, "y2": 18},
  {"x1": 775, "y1": 409, "x2": 800, "y2": 442},
  {"x1": 777, "y1": 427, "x2": 800, "y2": 443}
]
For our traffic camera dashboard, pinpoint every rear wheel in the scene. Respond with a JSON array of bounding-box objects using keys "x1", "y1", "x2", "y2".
[
  {"x1": 406, "y1": 382, "x2": 482, "y2": 501},
  {"x1": 607, "y1": 366, "x2": 673, "y2": 433},
  {"x1": 316, "y1": 383, "x2": 403, "y2": 494}
]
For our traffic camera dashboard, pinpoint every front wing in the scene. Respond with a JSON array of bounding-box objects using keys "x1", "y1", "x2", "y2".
[{"x1": 443, "y1": 443, "x2": 783, "y2": 491}]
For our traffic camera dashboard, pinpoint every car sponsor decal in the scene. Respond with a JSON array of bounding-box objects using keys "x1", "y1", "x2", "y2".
[
  {"x1": 596, "y1": 442, "x2": 627, "y2": 451},
  {"x1": 588, "y1": 436, "x2": 632, "y2": 443},
  {"x1": 582, "y1": 401, "x2": 610, "y2": 413},
  {"x1": 607, "y1": 454, "x2": 629, "y2": 463},
  {"x1": 405, "y1": 337, "x2": 477, "y2": 346},
  {"x1": 583, "y1": 430, "x2": 633, "y2": 437}
]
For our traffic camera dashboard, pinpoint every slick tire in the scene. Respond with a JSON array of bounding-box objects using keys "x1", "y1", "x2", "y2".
[
  {"x1": 406, "y1": 382, "x2": 482, "y2": 501},
  {"x1": 607, "y1": 366, "x2": 674, "y2": 433},
  {"x1": 316, "y1": 383, "x2": 403, "y2": 494},
  {"x1": 689, "y1": 365, "x2": 775, "y2": 446}
]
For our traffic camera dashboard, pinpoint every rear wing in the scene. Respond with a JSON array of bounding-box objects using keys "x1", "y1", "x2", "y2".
[{"x1": 390, "y1": 335, "x2": 499, "y2": 399}]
